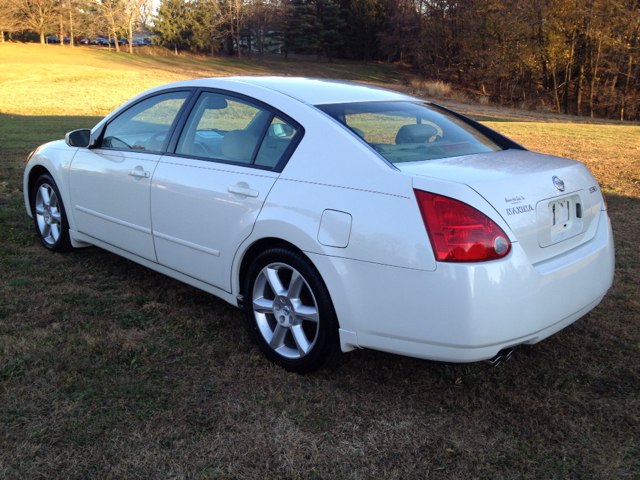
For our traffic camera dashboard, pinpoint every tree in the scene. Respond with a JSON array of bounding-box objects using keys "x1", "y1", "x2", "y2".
[
  {"x1": 152, "y1": 0, "x2": 195, "y2": 54},
  {"x1": 344, "y1": 0, "x2": 387, "y2": 62},
  {"x1": 16, "y1": 0, "x2": 59, "y2": 44},
  {"x1": 99, "y1": 0, "x2": 124, "y2": 51},
  {"x1": 316, "y1": 0, "x2": 345, "y2": 61},
  {"x1": 123, "y1": 0, "x2": 149, "y2": 53},
  {"x1": 193, "y1": 0, "x2": 223, "y2": 55},
  {"x1": 0, "y1": 0, "x2": 22, "y2": 42},
  {"x1": 285, "y1": 0, "x2": 322, "y2": 56}
]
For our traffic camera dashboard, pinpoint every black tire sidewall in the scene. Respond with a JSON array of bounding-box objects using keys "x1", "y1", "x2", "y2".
[
  {"x1": 32, "y1": 173, "x2": 72, "y2": 252},
  {"x1": 244, "y1": 247, "x2": 341, "y2": 373}
]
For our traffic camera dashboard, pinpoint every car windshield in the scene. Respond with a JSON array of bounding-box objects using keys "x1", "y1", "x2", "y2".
[{"x1": 316, "y1": 101, "x2": 503, "y2": 164}]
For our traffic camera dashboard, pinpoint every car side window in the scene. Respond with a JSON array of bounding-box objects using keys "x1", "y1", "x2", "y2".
[
  {"x1": 176, "y1": 92, "x2": 271, "y2": 164},
  {"x1": 254, "y1": 117, "x2": 299, "y2": 168},
  {"x1": 99, "y1": 91, "x2": 190, "y2": 152}
]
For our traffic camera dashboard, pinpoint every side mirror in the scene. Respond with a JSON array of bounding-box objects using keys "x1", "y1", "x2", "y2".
[{"x1": 65, "y1": 128, "x2": 92, "y2": 148}]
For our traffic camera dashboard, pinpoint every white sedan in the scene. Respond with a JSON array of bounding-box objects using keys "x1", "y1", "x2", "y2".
[{"x1": 23, "y1": 77, "x2": 615, "y2": 373}]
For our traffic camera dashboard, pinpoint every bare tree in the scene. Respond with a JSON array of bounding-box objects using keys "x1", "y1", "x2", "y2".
[
  {"x1": 99, "y1": 0, "x2": 123, "y2": 51},
  {"x1": 17, "y1": 0, "x2": 59, "y2": 44},
  {"x1": 0, "y1": 0, "x2": 22, "y2": 42},
  {"x1": 68, "y1": 0, "x2": 74, "y2": 47},
  {"x1": 123, "y1": 0, "x2": 150, "y2": 52},
  {"x1": 228, "y1": 0, "x2": 245, "y2": 58}
]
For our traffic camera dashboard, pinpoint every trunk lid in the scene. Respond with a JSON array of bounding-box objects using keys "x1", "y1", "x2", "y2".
[{"x1": 398, "y1": 150, "x2": 604, "y2": 264}]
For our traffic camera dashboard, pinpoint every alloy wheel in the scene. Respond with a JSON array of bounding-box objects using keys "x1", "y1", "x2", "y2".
[
  {"x1": 251, "y1": 262, "x2": 320, "y2": 359},
  {"x1": 34, "y1": 183, "x2": 62, "y2": 246}
]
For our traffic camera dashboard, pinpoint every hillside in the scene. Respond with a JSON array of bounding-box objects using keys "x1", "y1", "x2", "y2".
[{"x1": 0, "y1": 43, "x2": 403, "y2": 116}]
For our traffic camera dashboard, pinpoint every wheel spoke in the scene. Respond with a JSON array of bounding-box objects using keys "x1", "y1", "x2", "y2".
[
  {"x1": 269, "y1": 324, "x2": 287, "y2": 349},
  {"x1": 293, "y1": 304, "x2": 319, "y2": 323},
  {"x1": 50, "y1": 223, "x2": 60, "y2": 241},
  {"x1": 253, "y1": 296, "x2": 274, "y2": 315},
  {"x1": 265, "y1": 267, "x2": 286, "y2": 296},
  {"x1": 39, "y1": 185, "x2": 51, "y2": 205},
  {"x1": 35, "y1": 204, "x2": 45, "y2": 215},
  {"x1": 291, "y1": 325, "x2": 311, "y2": 354},
  {"x1": 287, "y1": 270, "x2": 305, "y2": 300},
  {"x1": 50, "y1": 209, "x2": 61, "y2": 223},
  {"x1": 42, "y1": 223, "x2": 51, "y2": 240}
]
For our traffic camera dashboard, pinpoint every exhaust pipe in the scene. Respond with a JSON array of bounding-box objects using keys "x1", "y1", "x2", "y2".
[{"x1": 483, "y1": 347, "x2": 514, "y2": 368}]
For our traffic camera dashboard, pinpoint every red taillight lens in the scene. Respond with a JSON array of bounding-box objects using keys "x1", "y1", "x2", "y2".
[{"x1": 414, "y1": 190, "x2": 511, "y2": 262}]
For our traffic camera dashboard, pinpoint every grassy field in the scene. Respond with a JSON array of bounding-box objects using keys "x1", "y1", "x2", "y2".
[
  {"x1": 1, "y1": 44, "x2": 639, "y2": 478},
  {"x1": 0, "y1": 43, "x2": 402, "y2": 117}
]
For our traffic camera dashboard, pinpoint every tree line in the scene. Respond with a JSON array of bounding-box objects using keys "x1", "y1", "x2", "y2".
[
  {"x1": 0, "y1": 0, "x2": 151, "y2": 52},
  {"x1": 151, "y1": 0, "x2": 640, "y2": 120},
  {"x1": 1, "y1": 0, "x2": 638, "y2": 120}
]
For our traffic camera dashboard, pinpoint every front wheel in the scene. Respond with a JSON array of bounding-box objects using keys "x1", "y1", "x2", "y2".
[
  {"x1": 31, "y1": 173, "x2": 72, "y2": 252},
  {"x1": 244, "y1": 247, "x2": 342, "y2": 373}
]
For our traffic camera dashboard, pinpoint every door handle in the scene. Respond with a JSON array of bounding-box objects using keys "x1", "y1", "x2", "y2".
[
  {"x1": 128, "y1": 169, "x2": 150, "y2": 178},
  {"x1": 228, "y1": 185, "x2": 259, "y2": 197}
]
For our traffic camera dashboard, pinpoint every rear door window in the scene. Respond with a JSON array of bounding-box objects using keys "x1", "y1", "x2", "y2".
[{"x1": 175, "y1": 91, "x2": 300, "y2": 169}]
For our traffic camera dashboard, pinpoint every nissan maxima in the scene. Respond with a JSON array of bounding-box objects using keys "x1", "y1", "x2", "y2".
[{"x1": 23, "y1": 77, "x2": 615, "y2": 372}]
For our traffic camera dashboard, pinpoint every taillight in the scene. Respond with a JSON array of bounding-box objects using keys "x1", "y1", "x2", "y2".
[{"x1": 414, "y1": 190, "x2": 511, "y2": 262}]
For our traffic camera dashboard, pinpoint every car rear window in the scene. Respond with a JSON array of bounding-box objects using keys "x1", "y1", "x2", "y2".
[{"x1": 316, "y1": 101, "x2": 503, "y2": 164}]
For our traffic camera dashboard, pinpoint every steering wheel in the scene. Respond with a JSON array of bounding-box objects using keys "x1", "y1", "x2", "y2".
[
  {"x1": 193, "y1": 141, "x2": 214, "y2": 157},
  {"x1": 145, "y1": 130, "x2": 169, "y2": 152}
]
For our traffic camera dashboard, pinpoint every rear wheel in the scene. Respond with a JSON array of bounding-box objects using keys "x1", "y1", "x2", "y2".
[
  {"x1": 31, "y1": 173, "x2": 72, "y2": 252},
  {"x1": 244, "y1": 247, "x2": 342, "y2": 373}
]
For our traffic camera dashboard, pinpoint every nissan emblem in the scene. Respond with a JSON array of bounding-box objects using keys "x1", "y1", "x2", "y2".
[{"x1": 552, "y1": 176, "x2": 565, "y2": 192}]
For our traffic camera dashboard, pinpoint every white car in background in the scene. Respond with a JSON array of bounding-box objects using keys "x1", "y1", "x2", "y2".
[{"x1": 23, "y1": 77, "x2": 615, "y2": 373}]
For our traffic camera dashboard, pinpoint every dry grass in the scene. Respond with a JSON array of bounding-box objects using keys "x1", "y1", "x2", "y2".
[
  {"x1": 409, "y1": 78, "x2": 454, "y2": 98},
  {"x1": 0, "y1": 43, "x2": 402, "y2": 117},
  {"x1": 0, "y1": 46, "x2": 639, "y2": 479}
]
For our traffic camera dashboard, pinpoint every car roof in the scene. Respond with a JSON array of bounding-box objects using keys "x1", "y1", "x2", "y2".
[{"x1": 211, "y1": 76, "x2": 419, "y2": 106}]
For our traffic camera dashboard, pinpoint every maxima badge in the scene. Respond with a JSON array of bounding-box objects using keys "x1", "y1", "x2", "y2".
[{"x1": 552, "y1": 175, "x2": 565, "y2": 192}]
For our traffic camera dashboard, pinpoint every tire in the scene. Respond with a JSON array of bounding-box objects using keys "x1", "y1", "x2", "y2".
[
  {"x1": 244, "y1": 247, "x2": 342, "y2": 373},
  {"x1": 31, "y1": 173, "x2": 72, "y2": 253}
]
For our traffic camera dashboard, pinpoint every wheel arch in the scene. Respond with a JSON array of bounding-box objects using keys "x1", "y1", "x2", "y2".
[
  {"x1": 236, "y1": 237, "x2": 307, "y2": 302},
  {"x1": 24, "y1": 143, "x2": 77, "y2": 233},
  {"x1": 238, "y1": 237, "x2": 345, "y2": 372},
  {"x1": 26, "y1": 164, "x2": 51, "y2": 216}
]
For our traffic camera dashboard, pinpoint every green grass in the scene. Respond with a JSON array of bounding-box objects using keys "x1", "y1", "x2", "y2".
[{"x1": 0, "y1": 44, "x2": 639, "y2": 478}]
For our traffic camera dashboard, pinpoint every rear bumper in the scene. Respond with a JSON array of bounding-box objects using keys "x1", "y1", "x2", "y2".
[{"x1": 309, "y1": 212, "x2": 614, "y2": 363}]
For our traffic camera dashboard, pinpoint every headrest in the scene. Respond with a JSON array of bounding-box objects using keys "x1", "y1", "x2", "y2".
[
  {"x1": 395, "y1": 123, "x2": 438, "y2": 144},
  {"x1": 221, "y1": 130, "x2": 258, "y2": 162},
  {"x1": 202, "y1": 95, "x2": 228, "y2": 110}
]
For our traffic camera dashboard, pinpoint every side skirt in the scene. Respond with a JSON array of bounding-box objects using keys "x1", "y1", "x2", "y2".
[{"x1": 72, "y1": 231, "x2": 240, "y2": 308}]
